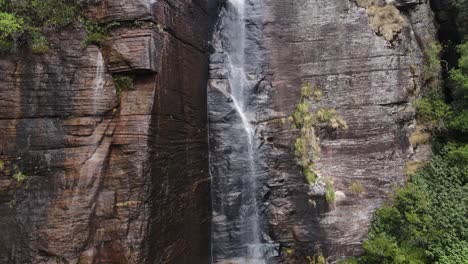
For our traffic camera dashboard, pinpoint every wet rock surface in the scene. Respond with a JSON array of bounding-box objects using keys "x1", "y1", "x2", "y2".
[
  {"x1": 0, "y1": 0, "x2": 212, "y2": 263},
  {"x1": 209, "y1": 0, "x2": 436, "y2": 262}
]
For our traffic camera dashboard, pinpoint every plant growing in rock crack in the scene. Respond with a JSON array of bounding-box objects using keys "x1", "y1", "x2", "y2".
[
  {"x1": 291, "y1": 82, "x2": 348, "y2": 208},
  {"x1": 349, "y1": 181, "x2": 365, "y2": 195},
  {"x1": 325, "y1": 178, "x2": 335, "y2": 205},
  {"x1": 307, "y1": 252, "x2": 326, "y2": 264},
  {"x1": 292, "y1": 82, "x2": 321, "y2": 184},
  {"x1": 113, "y1": 74, "x2": 135, "y2": 98},
  {"x1": 355, "y1": 0, "x2": 406, "y2": 43},
  {"x1": 291, "y1": 82, "x2": 347, "y2": 190},
  {"x1": 12, "y1": 167, "x2": 27, "y2": 183},
  {"x1": 82, "y1": 19, "x2": 120, "y2": 46}
]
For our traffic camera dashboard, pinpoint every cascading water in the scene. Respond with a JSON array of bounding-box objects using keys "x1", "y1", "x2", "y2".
[
  {"x1": 93, "y1": 50, "x2": 105, "y2": 114},
  {"x1": 209, "y1": 0, "x2": 278, "y2": 263}
]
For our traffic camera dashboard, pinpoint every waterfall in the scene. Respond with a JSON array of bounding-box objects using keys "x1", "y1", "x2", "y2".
[
  {"x1": 93, "y1": 50, "x2": 105, "y2": 114},
  {"x1": 209, "y1": 0, "x2": 277, "y2": 263}
]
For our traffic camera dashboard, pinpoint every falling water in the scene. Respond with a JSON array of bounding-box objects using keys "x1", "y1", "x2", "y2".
[
  {"x1": 93, "y1": 50, "x2": 105, "y2": 114},
  {"x1": 210, "y1": 0, "x2": 277, "y2": 262},
  {"x1": 66, "y1": 49, "x2": 112, "y2": 253}
]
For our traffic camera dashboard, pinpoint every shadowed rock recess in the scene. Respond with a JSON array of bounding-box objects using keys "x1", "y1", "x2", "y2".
[
  {"x1": 0, "y1": 0, "x2": 213, "y2": 263},
  {"x1": 0, "y1": 0, "x2": 440, "y2": 263}
]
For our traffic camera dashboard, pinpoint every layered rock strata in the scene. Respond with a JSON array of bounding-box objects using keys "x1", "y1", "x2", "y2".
[
  {"x1": 0, "y1": 0, "x2": 212, "y2": 263},
  {"x1": 208, "y1": 0, "x2": 436, "y2": 262}
]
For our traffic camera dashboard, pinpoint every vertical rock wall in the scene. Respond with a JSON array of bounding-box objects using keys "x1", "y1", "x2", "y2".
[
  {"x1": 208, "y1": 0, "x2": 437, "y2": 262},
  {"x1": 260, "y1": 0, "x2": 436, "y2": 262},
  {"x1": 0, "y1": 0, "x2": 212, "y2": 263}
]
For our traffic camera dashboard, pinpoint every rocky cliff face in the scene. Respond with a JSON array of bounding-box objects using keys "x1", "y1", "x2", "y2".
[
  {"x1": 209, "y1": 0, "x2": 436, "y2": 262},
  {"x1": 0, "y1": 0, "x2": 212, "y2": 263}
]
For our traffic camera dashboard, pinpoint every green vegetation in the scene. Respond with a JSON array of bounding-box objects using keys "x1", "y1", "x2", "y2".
[
  {"x1": 423, "y1": 42, "x2": 443, "y2": 82},
  {"x1": 303, "y1": 166, "x2": 317, "y2": 185},
  {"x1": 349, "y1": 181, "x2": 365, "y2": 195},
  {"x1": 82, "y1": 20, "x2": 120, "y2": 46},
  {"x1": 414, "y1": 95, "x2": 452, "y2": 127},
  {"x1": 284, "y1": 247, "x2": 294, "y2": 256},
  {"x1": 414, "y1": 42, "x2": 452, "y2": 128},
  {"x1": 307, "y1": 252, "x2": 326, "y2": 264},
  {"x1": 113, "y1": 74, "x2": 135, "y2": 97},
  {"x1": 405, "y1": 160, "x2": 426, "y2": 176},
  {"x1": 116, "y1": 200, "x2": 139, "y2": 207},
  {"x1": 291, "y1": 82, "x2": 346, "y2": 208},
  {"x1": 325, "y1": 178, "x2": 335, "y2": 205},
  {"x1": 292, "y1": 82, "x2": 320, "y2": 172},
  {"x1": 450, "y1": 0, "x2": 468, "y2": 35},
  {"x1": 0, "y1": 0, "x2": 82, "y2": 54},
  {"x1": 0, "y1": 1, "x2": 129, "y2": 53},
  {"x1": 360, "y1": 152, "x2": 467, "y2": 263},
  {"x1": 292, "y1": 82, "x2": 347, "y2": 187},
  {"x1": 12, "y1": 170, "x2": 27, "y2": 183}
]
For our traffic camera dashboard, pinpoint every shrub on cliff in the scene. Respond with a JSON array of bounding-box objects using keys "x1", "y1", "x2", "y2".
[
  {"x1": 360, "y1": 152, "x2": 467, "y2": 264},
  {"x1": 0, "y1": 0, "x2": 81, "y2": 54},
  {"x1": 0, "y1": 12, "x2": 24, "y2": 53}
]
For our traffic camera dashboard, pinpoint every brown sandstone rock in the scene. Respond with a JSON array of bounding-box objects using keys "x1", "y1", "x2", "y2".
[{"x1": 0, "y1": 0, "x2": 212, "y2": 263}]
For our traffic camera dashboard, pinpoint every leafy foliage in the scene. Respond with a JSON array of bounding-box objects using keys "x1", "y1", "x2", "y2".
[
  {"x1": 12, "y1": 170, "x2": 27, "y2": 183},
  {"x1": 423, "y1": 42, "x2": 443, "y2": 82},
  {"x1": 0, "y1": 0, "x2": 83, "y2": 54},
  {"x1": 82, "y1": 20, "x2": 120, "y2": 46},
  {"x1": 113, "y1": 74, "x2": 135, "y2": 98},
  {"x1": 0, "y1": 12, "x2": 24, "y2": 53},
  {"x1": 414, "y1": 96, "x2": 452, "y2": 126},
  {"x1": 360, "y1": 149, "x2": 468, "y2": 264}
]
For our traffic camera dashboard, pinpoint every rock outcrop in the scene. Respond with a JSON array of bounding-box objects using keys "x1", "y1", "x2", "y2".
[
  {"x1": 0, "y1": 0, "x2": 213, "y2": 263},
  {"x1": 208, "y1": 0, "x2": 437, "y2": 262}
]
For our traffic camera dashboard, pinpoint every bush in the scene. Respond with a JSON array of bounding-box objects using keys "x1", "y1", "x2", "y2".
[
  {"x1": 82, "y1": 20, "x2": 120, "y2": 46},
  {"x1": 29, "y1": 30, "x2": 49, "y2": 54},
  {"x1": 451, "y1": 42, "x2": 468, "y2": 96},
  {"x1": 414, "y1": 96, "x2": 452, "y2": 126},
  {"x1": 0, "y1": 12, "x2": 24, "y2": 38},
  {"x1": 360, "y1": 152, "x2": 467, "y2": 263},
  {"x1": 0, "y1": 12, "x2": 24, "y2": 53},
  {"x1": 0, "y1": 0, "x2": 82, "y2": 53},
  {"x1": 423, "y1": 42, "x2": 443, "y2": 82},
  {"x1": 113, "y1": 74, "x2": 135, "y2": 97}
]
